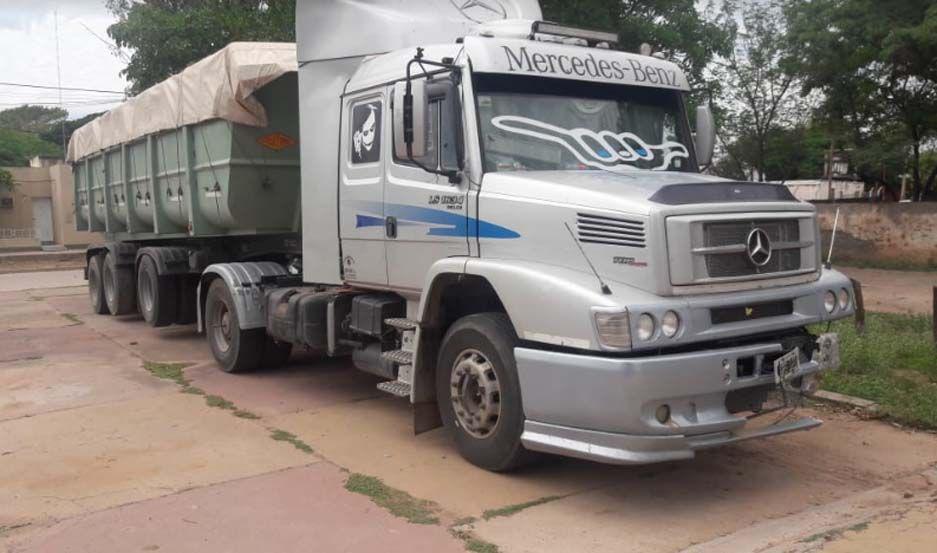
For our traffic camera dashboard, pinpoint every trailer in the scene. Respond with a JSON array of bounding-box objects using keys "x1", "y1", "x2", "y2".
[{"x1": 70, "y1": 0, "x2": 854, "y2": 471}]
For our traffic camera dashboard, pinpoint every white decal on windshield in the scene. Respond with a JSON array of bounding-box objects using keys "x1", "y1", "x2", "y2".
[{"x1": 491, "y1": 115, "x2": 689, "y2": 171}]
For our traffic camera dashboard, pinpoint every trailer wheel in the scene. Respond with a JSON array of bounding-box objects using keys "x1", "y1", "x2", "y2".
[
  {"x1": 103, "y1": 251, "x2": 136, "y2": 315},
  {"x1": 436, "y1": 313, "x2": 536, "y2": 472},
  {"x1": 88, "y1": 254, "x2": 110, "y2": 315},
  {"x1": 205, "y1": 278, "x2": 264, "y2": 373},
  {"x1": 137, "y1": 255, "x2": 177, "y2": 327},
  {"x1": 261, "y1": 337, "x2": 292, "y2": 369}
]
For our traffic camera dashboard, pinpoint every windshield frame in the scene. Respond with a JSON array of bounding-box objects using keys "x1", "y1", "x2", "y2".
[{"x1": 470, "y1": 72, "x2": 699, "y2": 176}]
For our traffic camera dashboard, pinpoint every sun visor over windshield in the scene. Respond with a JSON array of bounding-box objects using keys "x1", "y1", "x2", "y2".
[
  {"x1": 649, "y1": 182, "x2": 799, "y2": 205},
  {"x1": 465, "y1": 37, "x2": 690, "y2": 91}
]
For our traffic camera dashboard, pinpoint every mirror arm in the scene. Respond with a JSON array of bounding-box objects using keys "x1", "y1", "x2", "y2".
[{"x1": 403, "y1": 49, "x2": 464, "y2": 182}]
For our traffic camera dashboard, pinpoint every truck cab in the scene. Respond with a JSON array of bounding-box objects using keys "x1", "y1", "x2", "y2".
[{"x1": 313, "y1": 19, "x2": 853, "y2": 469}]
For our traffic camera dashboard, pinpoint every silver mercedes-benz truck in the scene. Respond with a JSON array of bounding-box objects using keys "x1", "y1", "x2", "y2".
[{"x1": 73, "y1": 0, "x2": 853, "y2": 471}]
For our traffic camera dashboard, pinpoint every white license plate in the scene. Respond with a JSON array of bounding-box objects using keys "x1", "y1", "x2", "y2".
[{"x1": 774, "y1": 348, "x2": 800, "y2": 385}]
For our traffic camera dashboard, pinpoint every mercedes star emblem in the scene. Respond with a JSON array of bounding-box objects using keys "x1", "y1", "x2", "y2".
[
  {"x1": 450, "y1": 0, "x2": 508, "y2": 23},
  {"x1": 746, "y1": 228, "x2": 772, "y2": 267}
]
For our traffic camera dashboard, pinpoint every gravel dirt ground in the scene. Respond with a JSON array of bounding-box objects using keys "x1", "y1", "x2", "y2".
[
  {"x1": 839, "y1": 266, "x2": 936, "y2": 316},
  {"x1": 1, "y1": 270, "x2": 936, "y2": 553}
]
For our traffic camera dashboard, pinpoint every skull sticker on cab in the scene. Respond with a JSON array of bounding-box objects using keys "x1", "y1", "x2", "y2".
[{"x1": 351, "y1": 102, "x2": 381, "y2": 164}]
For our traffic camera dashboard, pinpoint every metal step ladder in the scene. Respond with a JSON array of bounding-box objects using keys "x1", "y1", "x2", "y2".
[{"x1": 376, "y1": 318, "x2": 419, "y2": 398}]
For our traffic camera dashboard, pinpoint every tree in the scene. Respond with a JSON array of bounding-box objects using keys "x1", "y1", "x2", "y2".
[
  {"x1": 40, "y1": 112, "x2": 106, "y2": 151},
  {"x1": 710, "y1": 0, "x2": 809, "y2": 181},
  {"x1": 0, "y1": 168, "x2": 13, "y2": 192},
  {"x1": 0, "y1": 105, "x2": 67, "y2": 135},
  {"x1": 106, "y1": 0, "x2": 297, "y2": 95},
  {"x1": 0, "y1": 128, "x2": 62, "y2": 167},
  {"x1": 540, "y1": 0, "x2": 735, "y2": 94},
  {"x1": 785, "y1": 0, "x2": 937, "y2": 200}
]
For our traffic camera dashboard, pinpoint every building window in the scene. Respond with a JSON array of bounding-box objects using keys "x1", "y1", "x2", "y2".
[{"x1": 0, "y1": 197, "x2": 13, "y2": 209}]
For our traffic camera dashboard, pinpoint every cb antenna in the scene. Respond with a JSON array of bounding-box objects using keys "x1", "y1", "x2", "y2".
[{"x1": 564, "y1": 222, "x2": 611, "y2": 295}]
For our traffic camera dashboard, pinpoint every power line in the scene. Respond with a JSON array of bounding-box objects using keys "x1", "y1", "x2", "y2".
[{"x1": 0, "y1": 82, "x2": 126, "y2": 95}]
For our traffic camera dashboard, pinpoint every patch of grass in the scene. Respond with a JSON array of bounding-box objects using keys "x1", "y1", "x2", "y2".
[
  {"x1": 205, "y1": 395, "x2": 235, "y2": 410},
  {"x1": 0, "y1": 522, "x2": 31, "y2": 537},
  {"x1": 801, "y1": 520, "x2": 870, "y2": 543},
  {"x1": 181, "y1": 385, "x2": 205, "y2": 395},
  {"x1": 464, "y1": 538, "x2": 500, "y2": 553},
  {"x1": 61, "y1": 312, "x2": 83, "y2": 325},
  {"x1": 482, "y1": 496, "x2": 562, "y2": 520},
  {"x1": 142, "y1": 361, "x2": 191, "y2": 386},
  {"x1": 233, "y1": 409, "x2": 261, "y2": 420},
  {"x1": 269, "y1": 429, "x2": 314, "y2": 454},
  {"x1": 816, "y1": 312, "x2": 937, "y2": 429},
  {"x1": 344, "y1": 473, "x2": 439, "y2": 524}
]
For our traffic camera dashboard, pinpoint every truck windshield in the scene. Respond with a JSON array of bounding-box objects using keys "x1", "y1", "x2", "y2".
[{"x1": 474, "y1": 74, "x2": 695, "y2": 173}]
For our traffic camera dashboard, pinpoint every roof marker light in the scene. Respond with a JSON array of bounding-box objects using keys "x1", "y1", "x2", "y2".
[{"x1": 532, "y1": 21, "x2": 619, "y2": 45}]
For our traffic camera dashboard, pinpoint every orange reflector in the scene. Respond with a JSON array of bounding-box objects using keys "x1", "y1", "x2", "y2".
[{"x1": 257, "y1": 132, "x2": 297, "y2": 151}]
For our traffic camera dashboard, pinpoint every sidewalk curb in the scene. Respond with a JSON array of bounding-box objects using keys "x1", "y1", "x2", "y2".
[{"x1": 814, "y1": 390, "x2": 880, "y2": 414}]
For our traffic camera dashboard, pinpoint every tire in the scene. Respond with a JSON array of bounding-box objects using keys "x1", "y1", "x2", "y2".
[
  {"x1": 205, "y1": 278, "x2": 264, "y2": 373},
  {"x1": 436, "y1": 312, "x2": 536, "y2": 472},
  {"x1": 137, "y1": 255, "x2": 177, "y2": 327},
  {"x1": 261, "y1": 336, "x2": 293, "y2": 369},
  {"x1": 103, "y1": 251, "x2": 136, "y2": 315},
  {"x1": 88, "y1": 254, "x2": 110, "y2": 315}
]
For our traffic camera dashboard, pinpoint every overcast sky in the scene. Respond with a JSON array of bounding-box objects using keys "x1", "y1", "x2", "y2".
[{"x1": 0, "y1": 0, "x2": 128, "y2": 119}]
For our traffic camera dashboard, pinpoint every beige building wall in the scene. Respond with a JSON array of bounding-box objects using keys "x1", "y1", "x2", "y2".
[{"x1": 0, "y1": 163, "x2": 102, "y2": 250}]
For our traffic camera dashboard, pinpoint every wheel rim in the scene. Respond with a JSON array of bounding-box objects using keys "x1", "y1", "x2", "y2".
[
  {"x1": 210, "y1": 300, "x2": 232, "y2": 354},
  {"x1": 450, "y1": 349, "x2": 502, "y2": 439},
  {"x1": 139, "y1": 270, "x2": 154, "y2": 314}
]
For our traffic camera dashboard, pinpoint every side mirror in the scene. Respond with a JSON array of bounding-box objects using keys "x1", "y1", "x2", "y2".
[
  {"x1": 393, "y1": 79, "x2": 428, "y2": 160},
  {"x1": 694, "y1": 104, "x2": 715, "y2": 168}
]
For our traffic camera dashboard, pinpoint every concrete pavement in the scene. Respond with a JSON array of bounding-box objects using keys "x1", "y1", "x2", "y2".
[{"x1": 2, "y1": 270, "x2": 936, "y2": 553}]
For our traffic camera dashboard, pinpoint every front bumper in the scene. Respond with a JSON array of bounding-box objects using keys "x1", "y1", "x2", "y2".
[{"x1": 516, "y1": 337, "x2": 836, "y2": 465}]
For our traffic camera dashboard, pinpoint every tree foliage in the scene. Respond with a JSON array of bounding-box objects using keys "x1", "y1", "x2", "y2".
[
  {"x1": 106, "y1": 0, "x2": 297, "y2": 95},
  {"x1": 0, "y1": 168, "x2": 14, "y2": 192},
  {"x1": 0, "y1": 105, "x2": 67, "y2": 135},
  {"x1": 0, "y1": 128, "x2": 63, "y2": 167},
  {"x1": 540, "y1": 0, "x2": 734, "y2": 93},
  {"x1": 710, "y1": 1, "x2": 809, "y2": 181},
  {"x1": 784, "y1": 0, "x2": 937, "y2": 199},
  {"x1": 39, "y1": 112, "x2": 106, "y2": 151}
]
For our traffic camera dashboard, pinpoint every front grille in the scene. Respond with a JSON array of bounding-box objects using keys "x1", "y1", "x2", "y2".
[
  {"x1": 702, "y1": 219, "x2": 802, "y2": 278},
  {"x1": 577, "y1": 213, "x2": 645, "y2": 248}
]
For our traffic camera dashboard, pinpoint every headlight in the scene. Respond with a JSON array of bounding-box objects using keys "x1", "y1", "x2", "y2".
[
  {"x1": 838, "y1": 288, "x2": 850, "y2": 310},
  {"x1": 637, "y1": 313, "x2": 656, "y2": 341},
  {"x1": 823, "y1": 290, "x2": 836, "y2": 313},
  {"x1": 661, "y1": 310, "x2": 680, "y2": 338},
  {"x1": 594, "y1": 310, "x2": 631, "y2": 349}
]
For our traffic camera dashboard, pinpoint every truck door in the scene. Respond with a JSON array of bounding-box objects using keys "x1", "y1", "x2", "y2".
[
  {"x1": 338, "y1": 92, "x2": 389, "y2": 286},
  {"x1": 384, "y1": 80, "x2": 470, "y2": 292}
]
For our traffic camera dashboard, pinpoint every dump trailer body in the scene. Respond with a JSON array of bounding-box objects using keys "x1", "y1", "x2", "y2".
[{"x1": 70, "y1": 43, "x2": 300, "y2": 240}]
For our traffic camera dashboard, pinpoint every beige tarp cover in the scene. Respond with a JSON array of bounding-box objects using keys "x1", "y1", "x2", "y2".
[{"x1": 67, "y1": 42, "x2": 297, "y2": 162}]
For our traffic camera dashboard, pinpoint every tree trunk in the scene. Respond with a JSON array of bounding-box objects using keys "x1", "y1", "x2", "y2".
[
  {"x1": 925, "y1": 163, "x2": 937, "y2": 199},
  {"x1": 911, "y1": 140, "x2": 922, "y2": 201}
]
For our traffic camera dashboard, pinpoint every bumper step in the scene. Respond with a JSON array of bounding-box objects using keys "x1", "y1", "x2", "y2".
[
  {"x1": 381, "y1": 349, "x2": 412, "y2": 365},
  {"x1": 385, "y1": 318, "x2": 418, "y2": 331},
  {"x1": 377, "y1": 380, "x2": 411, "y2": 398}
]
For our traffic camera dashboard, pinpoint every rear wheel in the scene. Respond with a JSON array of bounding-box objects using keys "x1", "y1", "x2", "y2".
[
  {"x1": 137, "y1": 255, "x2": 177, "y2": 327},
  {"x1": 205, "y1": 278, "x2": 264, "y2": 373},
  {"x1": 88, "y1": 254, "x2": 109, "y2": 315},
  {"x1": 436, "y1": 313, "x2": 536, "y2": 472},
  {"x1": 103, "y1": 251, "x2": 136, "y2": 315}
]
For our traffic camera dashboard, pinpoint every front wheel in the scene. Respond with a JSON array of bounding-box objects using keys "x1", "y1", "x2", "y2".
[
  {"x1": 436, "y1": 313, "x2": 536, "y2": 472},
  {"x1": 205, "y1": 278, "x2": 264, "y2": 373}
]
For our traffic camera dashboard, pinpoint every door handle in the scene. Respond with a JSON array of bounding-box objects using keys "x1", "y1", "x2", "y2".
[{"x1": 385, "y1": 216, "x2": 397, "y2": 239}]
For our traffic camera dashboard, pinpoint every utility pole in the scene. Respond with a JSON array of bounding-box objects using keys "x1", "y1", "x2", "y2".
[{"x1": 54, "y1": 9, "x2": 66, "y2": 160}]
